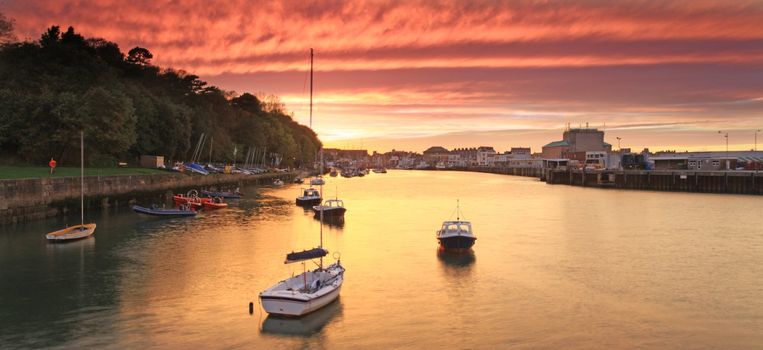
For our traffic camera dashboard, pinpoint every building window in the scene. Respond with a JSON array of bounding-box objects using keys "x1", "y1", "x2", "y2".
[
  {"x1": 712, "y1": 160, "x2": 720, "y2": 167},
  {"x1": 697, "y1": 162, "x2": 702, "y2": 169}
]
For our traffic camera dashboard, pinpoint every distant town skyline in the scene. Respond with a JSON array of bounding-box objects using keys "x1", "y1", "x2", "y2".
[{"x1": 4, "y1": 0, "x2": 763, "y2": 153}]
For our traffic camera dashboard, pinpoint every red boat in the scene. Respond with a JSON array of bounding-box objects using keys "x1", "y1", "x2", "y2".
[
  {"x1": 202, "y1": 196, "x2": 228, "y2": 210},
  {"x1": 173, "y1": 194, "x2": 204, "y2": 209}
]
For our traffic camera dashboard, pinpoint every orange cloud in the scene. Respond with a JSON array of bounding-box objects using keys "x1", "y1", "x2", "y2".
[{"x1": 4, "y1": 0, "x2": 763, "y2": 152}]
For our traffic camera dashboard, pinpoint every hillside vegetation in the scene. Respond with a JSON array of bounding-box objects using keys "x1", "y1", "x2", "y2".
[{"x1": 0, "y1": 23, "x2": 320, "y2": 167}]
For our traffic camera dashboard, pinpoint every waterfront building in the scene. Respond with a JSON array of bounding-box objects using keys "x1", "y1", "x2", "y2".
[
  {"x1": 476, "y1": 146, "x2": 496, "y2": 166},
  {"x1": 451, "y1": 147, "x2": 479, "y2": 166},
  {"x1": 650, "y1": 151, "x2": 763, "y2": 171},
  {"x1": 423, "y1": 146, "x2": 450, "y2": 166},
  {"x1": 542, "y1": 127, "x2": 612, "y2": 160}
]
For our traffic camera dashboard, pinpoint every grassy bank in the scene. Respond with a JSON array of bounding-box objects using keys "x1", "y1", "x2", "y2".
[{"x1": 0, "y1": 166, "x2": 167, "y2": 180}]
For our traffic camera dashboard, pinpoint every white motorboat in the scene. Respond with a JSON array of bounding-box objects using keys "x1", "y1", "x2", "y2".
[
  {"x1": 260, "y1": 48, "x2": 344, "y2": 318},
  {"x1": 310, "y1": 176, "x2": 325, "y2": 186},
  {"x1": 273, "y1": 179, "x2": 284, "y2": 187},
  {"x1": 311, "y1": 199, "x2": 346, "y2": 220},
  {"x1": 436, "y1": 200, "x2": 476, "y2": 251},
  {"x1": 296, "y1": 187, "x2": 322, "y2": 206}
]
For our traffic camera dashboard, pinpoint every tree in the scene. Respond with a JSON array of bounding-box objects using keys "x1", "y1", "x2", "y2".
[
  {"x1": 0, "y1": 11, "x2": 14, "y2": 44},
  {"x1": 0, "y1": 25, "x2": 321, "y2": 166},
  {"x1": 76, "y1": 87, "x2": 136, "y2": 163},
  {"x1": 40, "y1": 26, "x2": 61, "y2": 48},
  {"x1": 126, "y1": 46, "x2": 153, "y2": 65}
]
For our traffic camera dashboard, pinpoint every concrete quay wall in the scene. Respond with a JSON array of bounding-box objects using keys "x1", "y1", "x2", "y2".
[
  {"x1": 0, "y1": 172, "x2": 294, "y2": 224},
  {"x1": 545, "y1": 169, "x2": 763, "y2": 195}
]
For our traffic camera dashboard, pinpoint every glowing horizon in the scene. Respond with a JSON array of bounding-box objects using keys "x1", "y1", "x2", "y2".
[{"x1": 4, "y1": 0, "x2": 763, "y2": 153}]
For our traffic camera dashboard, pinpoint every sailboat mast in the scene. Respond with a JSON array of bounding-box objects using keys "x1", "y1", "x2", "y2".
[
  {"x1": 310, "y1": 48, "x2": 313, "y2": 129},
  {"x1": 312, "y1": 48, "x2": 324, "y2": 269},
  {"x1": 80, "y1": 131, "x2": 84, "y2": 227}
]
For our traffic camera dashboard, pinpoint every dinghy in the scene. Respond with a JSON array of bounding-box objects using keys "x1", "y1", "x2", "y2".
[
  {"x1": 46, "y1": 131, "x2": 96, "y2": 243},
  {"x1": 132, "y1": 204, "x2": 197, "y2": 217}
]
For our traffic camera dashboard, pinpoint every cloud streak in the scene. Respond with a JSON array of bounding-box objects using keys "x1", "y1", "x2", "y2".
[{"x1": 4, "y1": 0, "x2": 763, "y2": 151}]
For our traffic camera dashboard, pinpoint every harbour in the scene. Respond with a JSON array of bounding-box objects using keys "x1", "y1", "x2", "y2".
[{"x1": 1, "y1": 170, "x2": 762, "y2": 348}]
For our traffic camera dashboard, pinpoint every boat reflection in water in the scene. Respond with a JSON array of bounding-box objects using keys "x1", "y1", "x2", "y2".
[
  {"x1": 261, "y1": 299, "x2": 343, "y2": 337},
  {"x1": 436, "y1": 248, "x2": 476, "y2": 268}
]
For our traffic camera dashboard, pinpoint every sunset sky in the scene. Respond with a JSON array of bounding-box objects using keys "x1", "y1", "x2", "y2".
[{"x1": 4, "y1": 0, "x2": 763, "y2": 153}]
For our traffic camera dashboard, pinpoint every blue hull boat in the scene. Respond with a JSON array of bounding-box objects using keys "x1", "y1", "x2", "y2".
[
  {"x1": 185, "y1": 162, "x2": 209, "y2": 175},
  {"x1": 201, "y1": 190, "x2": 242, "y2": 199},
  {"x1": 132, "y1": 205, "x2": 197, "y2": 217}
]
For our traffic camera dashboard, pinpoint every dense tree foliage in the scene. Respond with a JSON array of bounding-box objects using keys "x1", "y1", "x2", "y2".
[{"x1": 0, "y1": 24, "x2": 321, "y2": 167}]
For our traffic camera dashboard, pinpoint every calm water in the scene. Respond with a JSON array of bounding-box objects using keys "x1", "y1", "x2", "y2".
[{"x1": 1, "y1": 170, "x2": 762, "y2": 349}]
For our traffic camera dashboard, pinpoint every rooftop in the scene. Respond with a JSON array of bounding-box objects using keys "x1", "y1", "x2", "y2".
[{"x1": 543, "y1": 140, "x2": 570, "y2": 148}]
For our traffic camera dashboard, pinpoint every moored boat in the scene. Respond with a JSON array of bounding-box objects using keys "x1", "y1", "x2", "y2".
[
  {"x1": 329, "y1": 169, "x2": 338, "y2": 177},
  {"x1": 173, "y1": 194, "x2": 204, "y2": 209},
  {"x1": 260, "y1": 48, "x2": 344, "y2": 318},
  {"x1": 310, "y1": 176, "x2": 325, "y2": 186},
  {"x1": 274, "y1": 179, "x2": 285, "y2": 187},
  {"x1": 312, "y1": 199, "x2": 346, "y2": 220},
  {"x1": 132, "y1": 204, "x2": 197, "y2": 217},
  {"x1": 296, "y1": 188, "x2": 322, "y2": 206},
  {"x1": 46, "y1": 224, "x2": 96, "y2": 242},
  {"x1": 46, "y1": 131, "x2": 96, "y2": 243},
  {"x1": 202, "y1": 197, "x2": 228, "y2": 210},
  {"x1": 437, "y1": 221, "x2": 476, "y2": 251},
  {"x1": 201, "y1": 189, "x2": 242, "y2": 199},
  {"x1": 436, "y1": 201, "x2": 476, "y2": 251}
]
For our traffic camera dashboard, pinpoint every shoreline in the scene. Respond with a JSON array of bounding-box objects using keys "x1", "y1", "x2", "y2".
[
  {"x1": 410, "y1": 166, "x2": 763, "y2": 195},
  {"x1": 0, "y1": 171, "x2": 300, "y2": 225}
]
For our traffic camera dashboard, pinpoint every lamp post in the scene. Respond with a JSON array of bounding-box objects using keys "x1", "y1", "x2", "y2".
[
  {"x1": 756, "y1": 129, "x2": 761, "y2": 152},
  {"x1": 616, "y1": 137, "x2": 622, "y2": 151},
  {"x1": 718, "y1": 130, "x2": 729, "y2": 170}
]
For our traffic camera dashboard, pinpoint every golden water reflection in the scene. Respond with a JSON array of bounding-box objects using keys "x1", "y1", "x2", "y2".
[{"x1": 2, "y1": 170, "x2": 763, "y2": 348}]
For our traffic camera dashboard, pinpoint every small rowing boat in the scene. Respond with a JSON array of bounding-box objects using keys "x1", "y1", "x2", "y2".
[
  {"x1": 201, "y1": 189, "x2": 242, "y2": 199},
  {"x1": 132, "y1": 205, "x2": 197, "y2": 217},
  {"x1": 46, "y1": 224, "x2": 96, "y2": 242}
]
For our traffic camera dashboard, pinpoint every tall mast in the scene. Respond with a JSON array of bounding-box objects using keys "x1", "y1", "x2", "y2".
[
  {"x1": 314, "y1": 48, "x2": 324, "y2": 269},
  {"x1": 310, "y1": 48, "x2": 313, "y2": 129},
  {"x1": 80, "y1": 131, "x2": 84, "y2": 227}
]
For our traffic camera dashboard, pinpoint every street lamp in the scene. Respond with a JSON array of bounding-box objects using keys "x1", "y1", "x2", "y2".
[
  {"x1": 718, "y1": 130, "x2": 729, "y2": 169},
  {"x1": 756, "y1": 129, "x2": 761, "y2": 152},
  {"x1": 616, "y1": 137, "x2": 622, "y2": 151}
]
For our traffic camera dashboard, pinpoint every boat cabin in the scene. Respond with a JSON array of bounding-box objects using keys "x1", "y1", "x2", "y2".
[
  {"x1": 301, "y1": 188, "x2": 320, "y2": 198},
  {"x1": 322, "y1": 199, "x2": 344, "y2": 208},
  {"x1": 439, "y1": 221, "x2": 472, "y2": 235}
]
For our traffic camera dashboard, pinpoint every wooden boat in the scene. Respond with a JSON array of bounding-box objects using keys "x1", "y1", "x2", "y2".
[
  {"x1": 132, "y1": 205, "x2": 196, "y2": 217},
  {"x1": 46, "y1": 131, "x2": 96, "y2": 243},
  {"x1": 46, "y1": 224, "x2": 96, "y2": 242}
]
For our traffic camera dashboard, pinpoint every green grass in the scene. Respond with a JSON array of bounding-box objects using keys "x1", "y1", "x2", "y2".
[{"x1": 0, "y1": 166, "x2": 168, "y2": 180}]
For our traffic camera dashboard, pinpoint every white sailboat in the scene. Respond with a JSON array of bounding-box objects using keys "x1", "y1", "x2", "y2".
[
  {"x1": 259, "y1": 48, "x2": 344, "y2": 317},
  {"x1": 46, "y1": 131, "x2": 96, "y2": 242}
]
